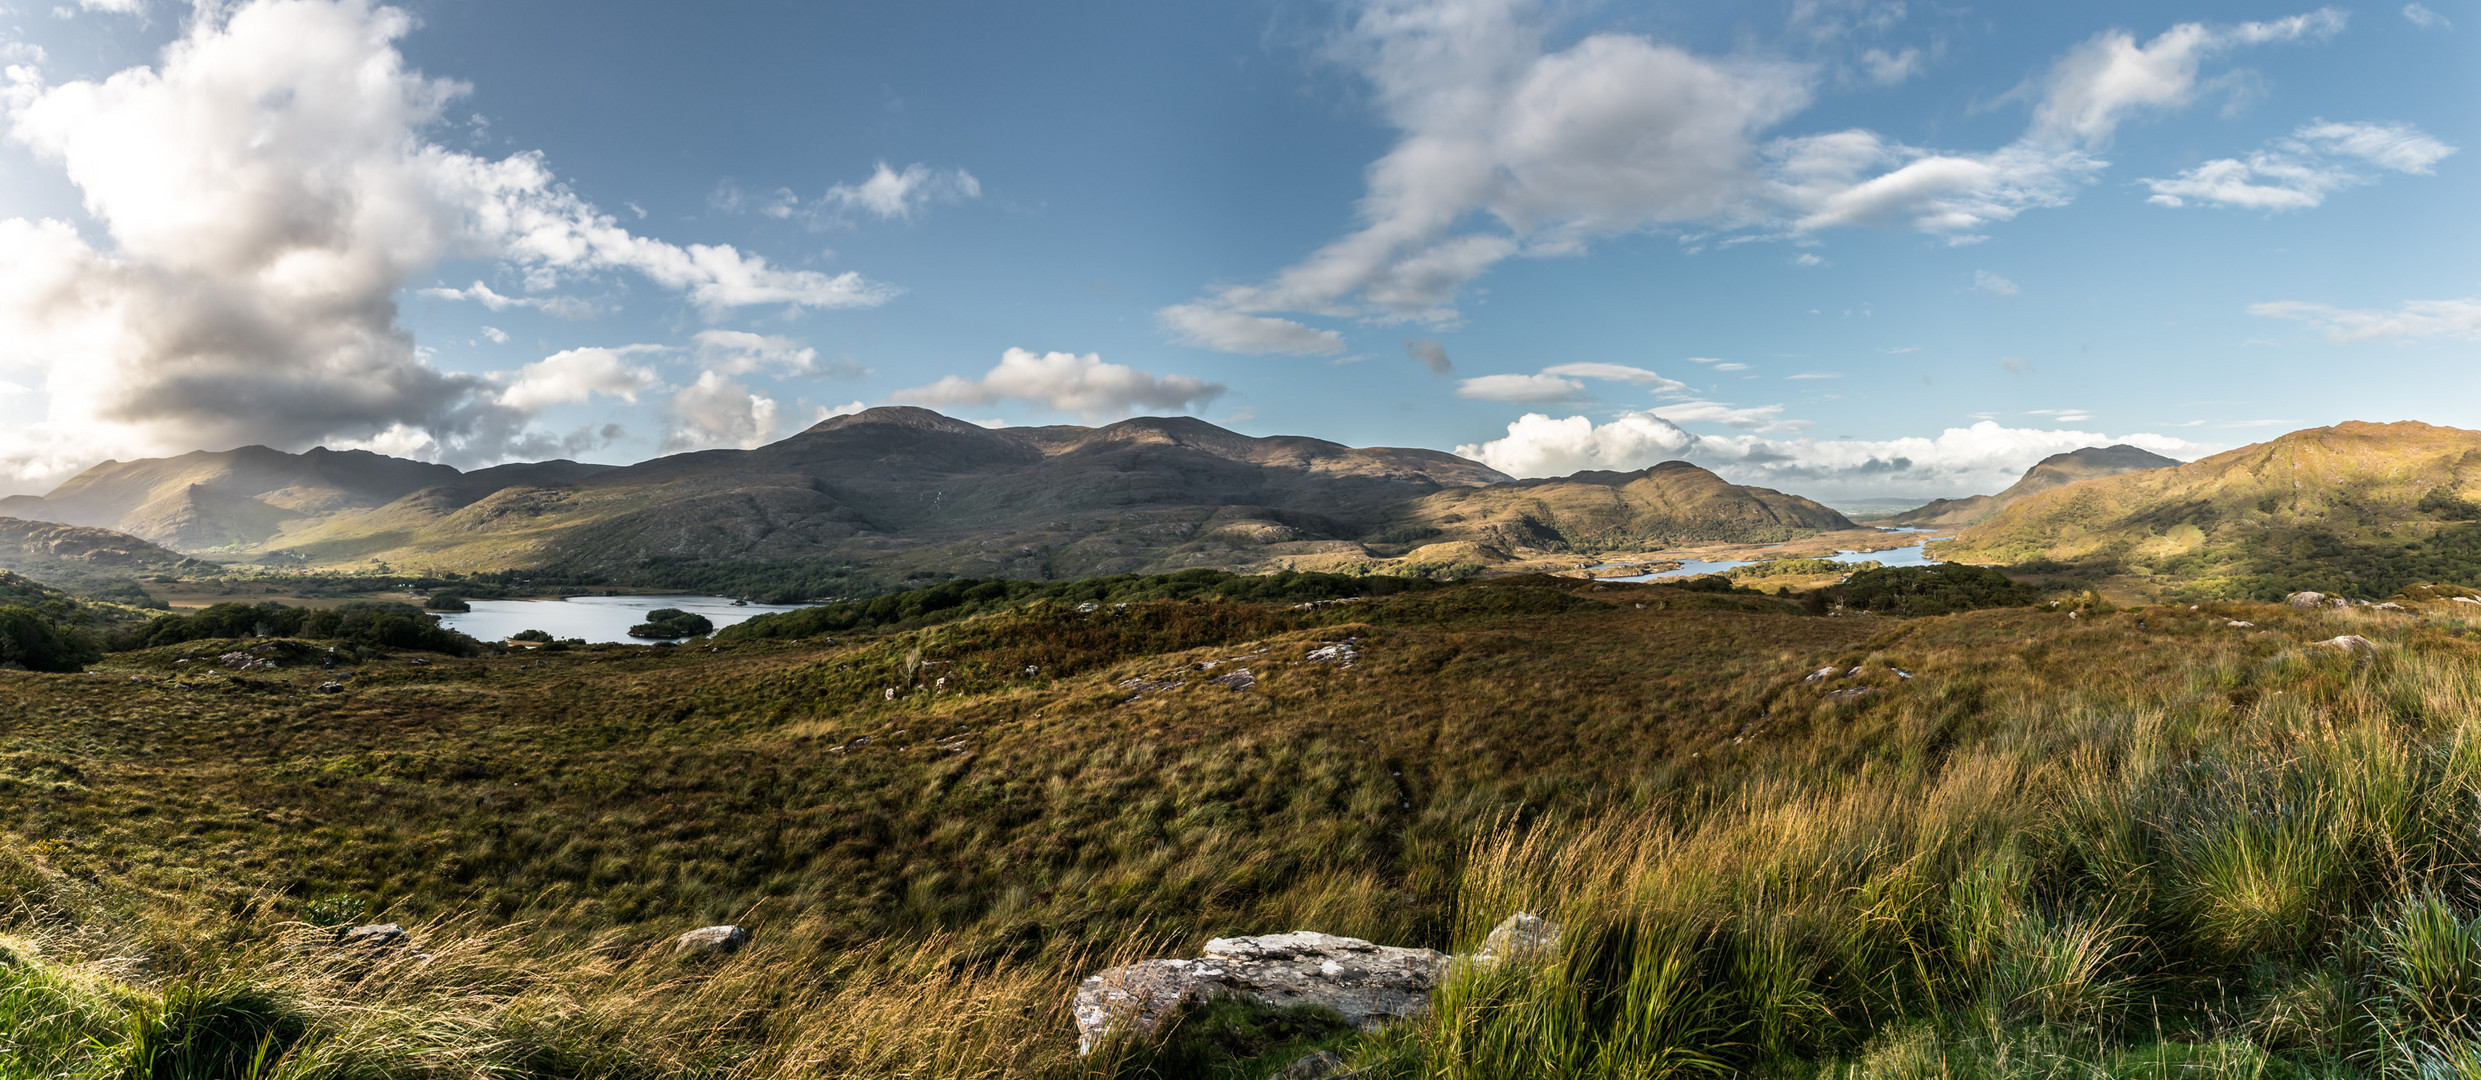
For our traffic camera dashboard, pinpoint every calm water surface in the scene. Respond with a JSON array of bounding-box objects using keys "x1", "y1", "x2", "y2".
[
  {"x1": 435, "y1": 595, "x2": 812, "y2": 643},
  {"x1": 1608, "y1": 528, "x2": 1952, "y2": 581}
]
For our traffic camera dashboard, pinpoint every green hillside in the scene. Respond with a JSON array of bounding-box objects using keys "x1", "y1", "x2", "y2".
[
  {"x1": 11, "y1": 566, "x2": 2481, "y2": 1075},
  {"x1": 1883, "y1": 443, "x2": 2181, "y2": 528},
  {"x1": 1937, "y1": 421, "x2": 2481, "y2": 599}
]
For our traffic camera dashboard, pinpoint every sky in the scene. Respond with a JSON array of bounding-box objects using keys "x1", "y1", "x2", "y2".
[{"x1": 0, "y1": 0, "x2": 2471, "y2": 504}]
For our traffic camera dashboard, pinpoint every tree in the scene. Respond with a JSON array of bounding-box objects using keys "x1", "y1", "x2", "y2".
[
  {"x1": 0, "y1": 606, "x2": 101, "y2": 672},
  {"x1": 628, "y1": 608, "x2": 714, "y2": 639}
]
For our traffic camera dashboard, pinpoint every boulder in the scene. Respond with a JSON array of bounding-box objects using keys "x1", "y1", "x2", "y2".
[
  {"x1": 1208, "y1": 669, "x2": 1257, "y2": 691},
  {"x1": 1074, "y1": 931, "x2": 1449, "y2": 1054},
  {"x1": 1275, "y1": 1050, "x2": 1356, "y2": 1080},
  {"x1": 2310, "y1": 635, "x2": 2377, "y2": 657},
  {"x1": 1473, "y1": 912, "x2": 1561, "y2": 967},
  {"x1": 676, "y1": 925, "x2": 751, "y2": 955},
  {"x1": 1802, "y1": 666, "x2": 1840, "y2": 683},
  {"x1": 2285, "y1": 591, "x2": 2351, "y2": 609}
]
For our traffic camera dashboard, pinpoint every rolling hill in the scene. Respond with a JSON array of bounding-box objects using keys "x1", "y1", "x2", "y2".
[
  {"x1": 1880, "y1": 443, "x2": 2181, "y2": 527},
  {"x1": 3, "y1": 408, "x2": 1859, "y2": 590},
  {"x1": 1934, "y1": 420, "x2": 2481, "y2": 598}
]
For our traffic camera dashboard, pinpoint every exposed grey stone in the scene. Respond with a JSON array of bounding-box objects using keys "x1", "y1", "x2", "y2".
[
  {"x1": 316, "y1": 681, "x2": 345, "y2": 694},
  {"x1": 1074, "y1": 931, "x2": 1448, "y2": 1054},
  {"x1": 338, "y1": 923, "x2": 407, "y2": 949},
  {"x1": 2310, "y1": 634, "x2": 2377, "y2": 657},
  {"x1": 675, "y1": 925, "x2": 751, "y2": 955},
  {"x1": 1802, "y1": 666, "x2": 1840, "y2": 683},
  {"x1": 1473, "y1": 912, "x2": 1562, "y2": 967},
  {"x1": 2285, "y1": 591, "x2": 2351, "y2": 609},
  {"x1": 1208, "y1": 668, "x2": 1257, "y2": 691},
  {"x1": 1275, "y1": 1050, "x2": 1356, "y2": 1080}
]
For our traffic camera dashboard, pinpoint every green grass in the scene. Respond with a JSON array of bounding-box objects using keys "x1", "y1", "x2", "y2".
[{"x1": 14, "y1": 577, "x2": 2481, "y2": 1075}]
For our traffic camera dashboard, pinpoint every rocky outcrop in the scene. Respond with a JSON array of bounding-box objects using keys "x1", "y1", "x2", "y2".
[
  {"x1": 2284, "y1": 591, "x2": 2353, "y2": 609},
  {"x1": 2310, "y1": 635, "x2": 2377, "y2": 657},
  {"x1": 1073, "y1": 914, "x2": 1560, "y2": 1054},
  {"x1": 676, "y1": 925, "x2": 751, "y2": 955},
  {"x1": 1073, "y1": 931, "x2": 1450, "y2": 1054}
]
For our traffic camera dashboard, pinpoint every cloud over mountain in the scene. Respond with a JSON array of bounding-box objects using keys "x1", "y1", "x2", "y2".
[
  {"x1": 894, "y1": 348, "x2": 1225, "y2": 420},
  {"x1": 1457, "y1": 411, "x2": 2210, "y2": 500},
  {"x1": 0, "y1": 0, "x2": 899, "y2": 489}
]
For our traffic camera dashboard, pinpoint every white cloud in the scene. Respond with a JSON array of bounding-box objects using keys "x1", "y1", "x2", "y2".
[
  {"x1": 691, "y1": 329, "x2": 855, "y2": 378},
  {"x1": 2028, "y1": 11, "x2": 2346, "y2": 147},
  {"x1": 1649, "y1": 399, "x2": 1808, "y2": 433},
  {"x1": 1792, "y1": 252, "x2": 1825, "y2": 267},
  {"x1": 480, "y1": 325, "x2": 508, "y2": 344},
  {"x1": 663, "y1": 370, "x2": 780, "y2": 452},
  {"x1": 498, "y1": 345, "x2": 664, "y2": 411},
  {"x1": 2403, "y1": 3, "x2": 2451, "y2": 30},
  {"x1": 1687, "y1": 356, "x2": 1751, "y2": 372},
  {"x1": 1785, "y1": 371, "x2": 1841, "y2": 380},
  {"x1": 1157, "y1": 0, "x2": 1811, "y2": 344},
  {"x1": 1856, "y1": 46, "x2": 1921, "y2": 86},
  {"x1": 1159, "y1": 303, "x2": 1346, "y2": 355},
  {"x1": 419, "y1": 280, "x2": 597, "y2": 319},
  {"x1": 1457, "y1": 413, "x2": 2210, "y2": 498},
  {"x1": 75, "y1": 0, "x2": 145, "y2": 13},
  {"x1": 810, "y1": 400, "x2": 868, "y2": 425},
  {"x1": 2250, "y1": 297, "x2": 2481, "y2": 341},
  {"x1": 893, "y1": 348, "x2": 1226, "y2": 420},
  {"x1": 0, "y1": 0, "x2": 903, "y2": 488},
  {"x1": 1455, "y1": 411, "x2": 1700, "y2": 475},
  {"x1": 820, "y1": 162, "x2": 981, "y2": 222},
  {"x1": 1159, "y1": 3, "x2": 2343, "y2": 352},
  {"x1": 1973, "y1": 269, "x2": 2019, "y2": 295},
  {"x1": 1456, "y1": 373, "x2": 1585, "y2": 403},
  {"x1": 1539, "y1": 362, "x2": 1687, "y2": 391},
  {"x1": 2144, "y1": 120, "x2": 2454, "y2": 210}
]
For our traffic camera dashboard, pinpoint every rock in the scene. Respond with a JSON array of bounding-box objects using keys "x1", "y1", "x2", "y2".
[
  {"x1": 2371, "y1": 602, "x2": 2409, "y2": 612},
  {"x1": 2310, "y1": 635, "x2": 2377, "y2": 656},
  {"x1": 315, "y1": 681, "x2": 345, "y2": 694},
  {"x1": 1802, "y1": 666, "x2": 1840, "y2": 683},
  {"x1": 338, "y1": 923, "x2": 407, "y2": 950},
  {"x1": 1306, "y1": 641, "x2": 1360, "y2": 667},
  {"x1": 2285, "y1": 591, "x2": 2351, "y2": 609},
  {"x1": 2455, "y1": 596, "x2": 2481, "y2": 607},
  {"x1": 675, "y1": 925, "x2": 751, "y2": 956},
  {"x1": 2227, "y1": 620, "x2": 2254, "y2": 628},
  {"x1": 1209, "y1": 669, "x2": 1257, "y2": 691},
  {"x1": 1828, "y1": 687, "x2": 1873, "y2": 701},
  {"x1": 1074, "y1": 931, "x2": 1449, "y2": 1054},
  {"x1": 1474, "y1": 912, "x2": 1561, "y2": 967},
  {"x1": 1275, "y1": 1050, "x2": 1356, "y2": 1080}
]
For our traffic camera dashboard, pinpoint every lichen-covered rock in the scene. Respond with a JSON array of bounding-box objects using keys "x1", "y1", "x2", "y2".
[
  {"x1": 2285, "y1": 591, "x2": 2351, "y2": 609},
  {"x1": 1074, "y1": 931, "x2": 1449, "y2": 1054},
  {"x1": 2310, "y1": 634, "x2": 2377, "y2": 656},
  {"x1": 675, "y1": 925, "x2": 751, "y2": 955},
  {"x1": 1473, "y1": 912, "x2": 1561, "y2": 967}
]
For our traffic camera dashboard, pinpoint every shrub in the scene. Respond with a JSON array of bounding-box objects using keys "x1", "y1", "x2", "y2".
[
  {"x1": 424, "y1": 591, "x2": 473, "y2": 612},
  {"x1": 1831, "y1": 563, "x2": 2042, "y2": 617}
]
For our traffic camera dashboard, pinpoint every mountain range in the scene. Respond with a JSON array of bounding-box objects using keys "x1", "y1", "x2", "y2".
[
  {"x1": 1878, "y1": 444, "x2": 2180, "y2": 527},
  {"x1": 1934, "y1": 420, "x2": 2481, "y2": 598},
  {"x1": 0, "y1": 408, "x2": 1854, "y2": 590}
]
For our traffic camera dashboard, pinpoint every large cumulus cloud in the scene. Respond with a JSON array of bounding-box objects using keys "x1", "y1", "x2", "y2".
[{"x1": 0, "y1": 0, "x2": 896, "y2": 490}]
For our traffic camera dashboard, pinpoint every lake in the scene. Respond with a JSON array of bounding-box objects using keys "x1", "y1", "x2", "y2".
[
  {"x1": 1607, "y1": 529, "x2": 1952, "y2": 581},
  {"x1": 434, "y1": 594, "x2": 813, "y2": 643}
]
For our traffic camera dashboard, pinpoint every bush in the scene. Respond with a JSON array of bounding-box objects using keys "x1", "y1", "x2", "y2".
[
  {"x1": 0, "y1": 605, "x2": 101, "y2": 672},
  {"x1": 1830, "y1": 563, "x2": 2042, "y2": 617},
  {"x1": 509, "y1": 629, "x2": 553, "y2": 642},
  {"x1": 628, "y1": 609, "x2": 714, "y2": 639},
  {"x1": 117, "y1": 601, "x2": 479, "y2": 656},
  {"x1": 424, "y1": 591, "x2": 472, "y2": 612}
]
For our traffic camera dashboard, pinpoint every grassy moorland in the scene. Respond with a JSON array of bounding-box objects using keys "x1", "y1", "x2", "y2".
[{"x1": 8, "y1": 573, "x2": 2481, "y2": 1076}]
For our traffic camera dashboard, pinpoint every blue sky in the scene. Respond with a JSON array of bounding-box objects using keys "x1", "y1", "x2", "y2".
[{"x1": 0, "y1": 0, "x2": 2470, "y2": 502}]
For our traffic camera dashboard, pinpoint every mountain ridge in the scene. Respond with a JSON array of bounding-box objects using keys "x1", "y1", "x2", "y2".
[{"x1": 1, "y1": 408, "x2": 1859, "y2": 588}]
